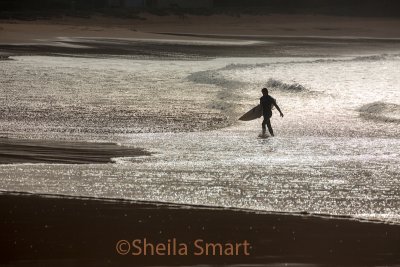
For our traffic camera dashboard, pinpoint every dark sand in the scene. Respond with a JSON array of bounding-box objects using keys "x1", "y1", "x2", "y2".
[
  {"x1": 1, "y1": 192, "x2": 399, "y2": 266},
  {"x1": 0, "y1": 138, "x2": 150, "y2": 164},
  {"x1": 2, "y1": 15, "x2": 400, "y2": 59}
]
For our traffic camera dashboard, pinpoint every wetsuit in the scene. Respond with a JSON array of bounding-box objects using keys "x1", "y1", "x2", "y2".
[{"x1": 260, "y1": 95, "x2": 277, "y2": 136}]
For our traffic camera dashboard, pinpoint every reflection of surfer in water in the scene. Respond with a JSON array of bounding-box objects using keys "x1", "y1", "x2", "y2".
[{"x1": 260, "y1": 88, "x2": 284, "y2": 137}]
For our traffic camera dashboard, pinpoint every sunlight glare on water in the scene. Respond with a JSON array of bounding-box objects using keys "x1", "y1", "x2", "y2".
[{"x1": 1, "y1": 52, "x2": 400, "y2": 223}]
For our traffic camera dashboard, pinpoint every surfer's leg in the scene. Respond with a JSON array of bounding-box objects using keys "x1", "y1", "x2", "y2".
[
  {"x1": 266, "y1": 118, "x2": 274, "y2": 136},
  {"x1": 261, "y1": 117, "x2": 267, "y2": 135}
]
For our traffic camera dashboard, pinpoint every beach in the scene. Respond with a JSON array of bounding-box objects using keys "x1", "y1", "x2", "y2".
[
  {"x1": 1, "y1": 14, "x2": 400, "y2": 266},
  {"x1": 2, "y1": 14, "x2": 400, "y2": 58},
  {"x1": 3, "y1": 14, "x2": 400, "y2": 43},
  {"x1": 1, "y1": 192, "x2": 399, "y2": 266}
]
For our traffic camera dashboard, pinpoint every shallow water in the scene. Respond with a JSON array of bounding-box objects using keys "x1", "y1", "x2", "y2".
[{"x1": 1, "y1": 43, "x2": 400, "y2": 223}]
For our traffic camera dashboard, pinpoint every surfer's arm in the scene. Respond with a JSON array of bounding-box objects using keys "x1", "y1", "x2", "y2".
[{"x1": 274, "y1": 102, "x2": 284, "y2": 117}]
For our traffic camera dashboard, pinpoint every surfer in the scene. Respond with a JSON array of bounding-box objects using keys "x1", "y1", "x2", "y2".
[{"x1": 260, "y1": 88, "x2": 283, "y2": 137}]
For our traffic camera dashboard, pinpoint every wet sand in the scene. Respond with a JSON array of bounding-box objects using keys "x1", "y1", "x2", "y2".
[
  {"x1": 2, "y1": 34, "x2": 400, "y2": 59},
  {"x1": 0, "y1": 192, "x2": 399, "y2": 266},
  {"x1": 2, "y1": 14, "x2": 400, "y2": 59},
  {"x1": 0, "y1": 138, "x2": 150, "y2": 164}
]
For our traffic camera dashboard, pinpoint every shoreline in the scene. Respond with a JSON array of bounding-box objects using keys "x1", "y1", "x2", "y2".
[
  {"x1": 1, "y1": 191, "x2": 400, "y2": 266},
  {"x1": 2, "y1": 190, "x2": 399, "y2": 226}
]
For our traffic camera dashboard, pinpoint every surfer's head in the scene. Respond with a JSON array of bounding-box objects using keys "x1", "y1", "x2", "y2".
[{"x1": 261, "y1": 88, "x2": 268, "y2": 95}]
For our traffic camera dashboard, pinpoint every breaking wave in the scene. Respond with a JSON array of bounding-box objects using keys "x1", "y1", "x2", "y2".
[
  {"x1": 0, "y1": 55, "x2": 13, "y2": 61},
  {"x1": 186, "y1": 69, "x2": 244, "y2": 88},
  {"x1": 266, "y1": 78, "x2": 308, "y2": 92},
  {"x1": 358, "y1": 102, "x2": 400, "y2": 123},
  {"x1": 186, "y1": 68, "x2": 245, "y2": 118},
  {"x1": 311, "y1": 54, "x2": 400, "y2": 64},
  {"x1": 351, "y1": 54, "x2": 400, "y2": 62}
]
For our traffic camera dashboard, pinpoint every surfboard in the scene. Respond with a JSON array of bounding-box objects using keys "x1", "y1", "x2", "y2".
[{"x1": 239, "y1": 105, "x2": 262, "y2": 121}]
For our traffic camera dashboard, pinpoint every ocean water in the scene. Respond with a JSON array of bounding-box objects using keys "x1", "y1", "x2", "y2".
[{"x1": 1, "y1": 43, "x2": 400, "y2": 223}]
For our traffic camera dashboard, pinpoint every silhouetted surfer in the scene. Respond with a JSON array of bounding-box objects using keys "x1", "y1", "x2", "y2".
[{"x1": 260, "y1": 88, "x2": 283, "y2": 137}]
